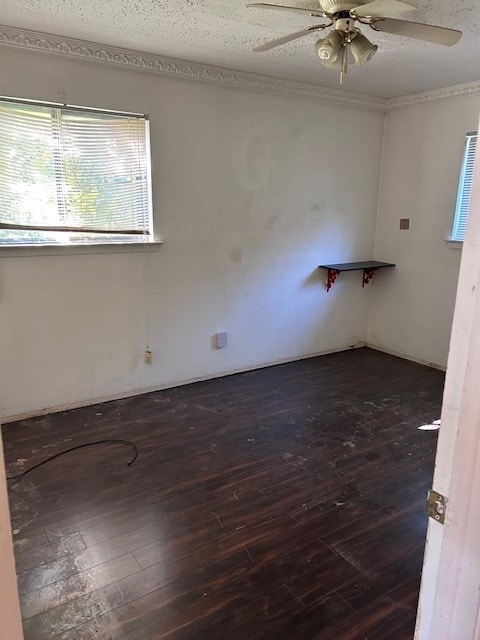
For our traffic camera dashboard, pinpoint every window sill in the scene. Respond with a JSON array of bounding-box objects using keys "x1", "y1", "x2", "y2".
[
  {"x1": 445, "y1": 238, "x2": 463, "y2": 249},
  {"x1": 0, "y1": 241, "x2": 163, "y2": 258}
]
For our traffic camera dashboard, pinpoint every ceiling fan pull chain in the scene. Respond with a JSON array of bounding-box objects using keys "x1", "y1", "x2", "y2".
[{"x1": 340, "y1": 43, "x2": 348, "y2": 84}]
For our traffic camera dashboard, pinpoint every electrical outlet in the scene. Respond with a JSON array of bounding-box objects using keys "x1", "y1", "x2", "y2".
[
  {"x1": 400, "y1": 218, "x2": 410, "y2": 230},
  {"x1": 145, "y1": 349, "x2": 152, "y2": 365},
  {"x1": 215, "y1": 332, "x2": 228, "y2": 349}
]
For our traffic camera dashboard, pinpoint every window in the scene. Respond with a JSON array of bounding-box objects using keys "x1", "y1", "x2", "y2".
[
  {"x1": 0, "y1": 99, "x2": 152, "y2": 246},
  {"x1": 451, "y1": 132, "x2": 477, "y2": 242}
]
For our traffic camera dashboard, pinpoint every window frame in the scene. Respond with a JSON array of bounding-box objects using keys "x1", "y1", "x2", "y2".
[
  {"x1": 0, "y1": 97, "x2": 155, "y2": 252},
  {"x1": 451, "y1": 131, "x2": 478, "y2": 244}
]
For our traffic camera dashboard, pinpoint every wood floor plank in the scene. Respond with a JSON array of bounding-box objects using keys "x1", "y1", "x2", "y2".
[
  {"x1": 314, "y1": 595, "x2": 411, "y2": 640},
  {"x1": 14, "y1": 532, "x2": 86, "y2": 574},
  {"x1": 257, "y1": 592, "x2": 355, "y2": 639},
  {"x1": 12, "y1": 527, "x2": 48, "y2": 551},
  {"x1": 20, "y1": 553, "x2": 141, "y2": 619},
  {"x1": 384, "y1": 616, "x2": 416, "y2": 639},
  {"x1": 388, "y1": 576, "x2": 422, "y2": 613}
]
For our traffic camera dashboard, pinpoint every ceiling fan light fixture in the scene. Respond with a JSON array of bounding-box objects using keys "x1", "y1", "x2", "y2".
[
  {"x1": 321, "y1": 51, "x2": 343, "y2": 69},
  {"x1": 315, "y1": 30, "x2": 344, "y2": 62},
  {"x1": 349, "y1": 32, "x2": 378, "y2": 63}
]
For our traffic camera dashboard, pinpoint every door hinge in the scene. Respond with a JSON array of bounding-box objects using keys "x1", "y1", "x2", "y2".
[{"x1": 427, "y1": 490, "x2": 447, "y2": 524}]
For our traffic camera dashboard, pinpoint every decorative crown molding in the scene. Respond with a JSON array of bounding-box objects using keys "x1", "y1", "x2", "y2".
[
  {"x1": 0, "y1": 24, "x2": 386, "y2": 111},
  {"x1": 0, "y1": 24, "x2": 479, "y2": 113},
  {"x1": 386, "y1": 81, "x2": 480, "y2": 111}
]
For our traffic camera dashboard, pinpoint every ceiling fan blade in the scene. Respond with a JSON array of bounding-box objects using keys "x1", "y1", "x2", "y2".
[
  {"x1": 248, "y1": 3, "x2": 326, "y2": 17},
  {"x1": 353, "y1": 0, "x2": 415, "y2": 17},
  {"x1": 372, "y1": 17, "x2": 462, "y2": 45},
  {"x1": 253, "y1": 24, "x2": 326, "y2": 51}
]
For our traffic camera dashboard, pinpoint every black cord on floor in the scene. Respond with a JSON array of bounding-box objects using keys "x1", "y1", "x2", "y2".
[{"x1": 6, "y1": 439, "x2": 138, "y2": 481}]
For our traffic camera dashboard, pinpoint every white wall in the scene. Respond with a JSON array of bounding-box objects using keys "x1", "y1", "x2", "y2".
[
  {"x1": 0, "y1": 47, "x2": 385, "y2": 420},
  {"x1": 368, "y1": 97, "x2": 480, "y2": 369}
]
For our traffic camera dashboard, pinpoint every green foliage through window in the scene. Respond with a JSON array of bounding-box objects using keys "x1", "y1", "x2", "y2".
[{"x1": 0, "y1": 100, "x2": 152, "y2": 245}]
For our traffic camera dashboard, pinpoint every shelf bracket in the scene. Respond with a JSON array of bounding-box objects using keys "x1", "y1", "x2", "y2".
[
  {"x1": 326, "y1": 268, "x2": 340, "y2": 292},
  {"x1": 363, "y1": 267, "x2": 377, "y2": 287}
]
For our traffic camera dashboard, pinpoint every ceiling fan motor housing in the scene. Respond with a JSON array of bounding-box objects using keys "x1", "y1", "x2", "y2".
[
  {"x1": 335, "y1": 17, "x2": 357, "y2": 33},
  {"x1": 320, "y1": 0, "x2": 368, "y2": 13}
]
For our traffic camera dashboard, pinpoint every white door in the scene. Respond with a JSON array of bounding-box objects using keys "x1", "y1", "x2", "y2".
[
  {"x1": 0, "y1": 433, "x2": 24, "y2": 639},
  {"x1": 416, "y1": 115, "x2": 480, "y2": 639}
]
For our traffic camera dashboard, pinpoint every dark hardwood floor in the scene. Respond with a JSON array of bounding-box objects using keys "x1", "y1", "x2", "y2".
[{"x1": 2, "y1": 347, "x2": 444, "y2": 640}]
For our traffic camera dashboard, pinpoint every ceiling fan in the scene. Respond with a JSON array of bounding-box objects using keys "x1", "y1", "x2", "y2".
[{"x1": 248, "y1": 0, "x2": 462, "y2": 83}]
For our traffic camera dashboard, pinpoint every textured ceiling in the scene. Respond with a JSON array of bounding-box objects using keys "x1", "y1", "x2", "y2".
[{"x1": 0, "y1": 0, "x2": 478, "y2": 97}]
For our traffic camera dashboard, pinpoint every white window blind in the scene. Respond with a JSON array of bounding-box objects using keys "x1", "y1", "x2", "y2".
[
  {"x1": 452, "y1": 132, "x2": 477, "y2": 242},
  {"x1": 0, "y1": 99, "x2": 152, "y2": 246}
]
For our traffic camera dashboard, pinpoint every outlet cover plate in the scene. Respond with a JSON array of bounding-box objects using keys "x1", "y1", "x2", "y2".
[{"x1": 215, "y1": 332, "x2": 228, "y2": 348}]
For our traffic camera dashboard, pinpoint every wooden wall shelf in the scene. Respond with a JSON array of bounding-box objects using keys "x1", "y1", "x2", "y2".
[{"x1": 319, "y1": 261, "x2": 395, "y2": 292}]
